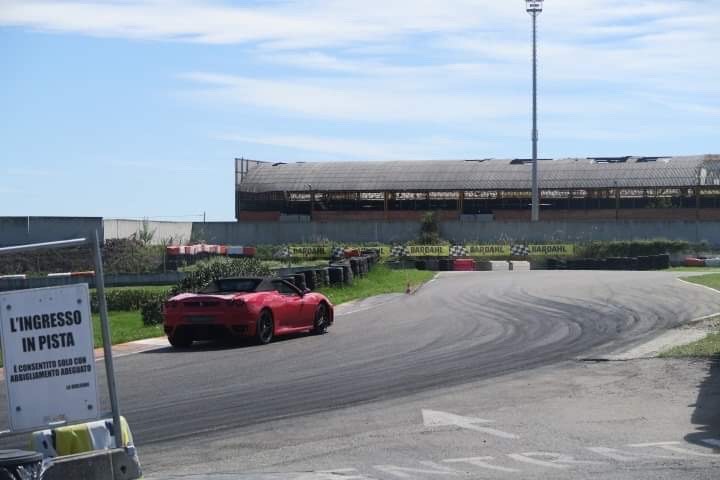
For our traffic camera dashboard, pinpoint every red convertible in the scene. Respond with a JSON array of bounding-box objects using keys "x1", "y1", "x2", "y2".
[{"x1": 163, "y1": 277, "x2": 334, "y2": 348}]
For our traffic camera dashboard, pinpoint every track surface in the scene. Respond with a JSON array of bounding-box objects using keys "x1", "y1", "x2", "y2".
[{"x1": 2, "y1": 271, "x2": 719, "y2": 449}]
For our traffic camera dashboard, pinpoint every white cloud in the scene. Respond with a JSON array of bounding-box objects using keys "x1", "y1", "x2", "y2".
[
  {"x1": 217, "y1": 133, "x2": 482, "y2": 160},
  {"x1": 2, "y1": 0, "x2": 717, "y2": 152}
]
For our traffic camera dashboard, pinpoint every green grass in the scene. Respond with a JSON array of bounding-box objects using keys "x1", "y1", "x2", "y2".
[
  {"x1": 659, "y1": 274, "x2": 720, "y2": 358},
  {"x1": 682, "y1": 273, "x2": 720, "y2": 290},
  {"x1": 91, "y1": 285, "x2": 172, "y2": 294},
  {"x1": 318, "y1": 266, "x2": 434, "y2": 306},
  {"x1": 671, "y1": 267, "x2": 720, "y2": 273},
  {"x1": 659, "y1": 330, "x2": 720, "y2": 358},
  {"x1": 91, "y1": 311, "x2": 163, "y2": 348}
]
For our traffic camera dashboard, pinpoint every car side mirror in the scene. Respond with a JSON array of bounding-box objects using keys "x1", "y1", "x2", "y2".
[{"x1": 302, "y1": 288, "x2": 311, "y2": 296}]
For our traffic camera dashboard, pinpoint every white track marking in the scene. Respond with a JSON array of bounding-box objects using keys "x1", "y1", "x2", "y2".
[
  {"x1": 374, "y1": 462, "x2": 462, "y2": 478},
  {"x1": 507, "y1": 452, "x2": 605, "y2": 469},
  {"x1": 422, "y1": 409, "x2": 519, "y2": 439},
  {"x1": 444, "y1": 456, "x2": 521, "y2": 473},
  {"x1": 628, "y1": 441, "x2": 717, "y2": 457}
]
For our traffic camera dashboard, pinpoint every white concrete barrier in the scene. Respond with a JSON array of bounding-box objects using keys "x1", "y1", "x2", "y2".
[
  {"x1": 489, "y1": 261, "x2": 510, "y2": 271},
  {"x1": 511, "y1": 261, "x2": 531, "y2": 271}
]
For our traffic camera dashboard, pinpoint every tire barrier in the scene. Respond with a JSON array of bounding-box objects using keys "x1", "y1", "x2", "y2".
[
  {"x1": 425, "y1": 259, "x2": 440, "y2": 271},
  {"x1": 293, "y1": 273, "x2": 307, "y2": 291},
  {"x1": 549, "y1": 255, "x2": 670, "y2": 271},
  {"x1": 475, "y1": 261, "x2": 493, "y2": 271},
  {"x1": 349, "y1": 258, "x2": 361, "y2": 277},
  {"x1": 453, "y1": 259, "x2": 476, "y2": 271},
  {"x1": 301, "y1": 270, "x2": 317, "y2": 291},
  {"x1": 331, "y1": 263, "x2": 354, "y2": 285},
  {"x1": 316, "y1": 268, "x2": 330, "y2": 287},
  {"x1": 328, "y1": 267, "x2": 344, "y2": 285},
  {"x1": 438, "y1": 259, "x2": 453, "y2": 271}
]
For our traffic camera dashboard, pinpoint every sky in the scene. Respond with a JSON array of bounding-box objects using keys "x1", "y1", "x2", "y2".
[{"x1": 1, "y1": 0, "x2": 718, "y2": 220}]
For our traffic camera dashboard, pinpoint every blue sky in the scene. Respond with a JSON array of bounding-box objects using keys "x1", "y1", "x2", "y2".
[{"x1": 1, "y1": 0, "x2": 718, "y2": 220}]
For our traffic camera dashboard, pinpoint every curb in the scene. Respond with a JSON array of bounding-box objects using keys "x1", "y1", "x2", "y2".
[{"x1": 677, "y1": 277, "x2": 720, "y2": 296}]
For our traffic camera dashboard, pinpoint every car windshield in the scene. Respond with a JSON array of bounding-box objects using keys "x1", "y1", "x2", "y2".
[{"x1": 200, "y1": 279, "x2": 262, "y2": 294}]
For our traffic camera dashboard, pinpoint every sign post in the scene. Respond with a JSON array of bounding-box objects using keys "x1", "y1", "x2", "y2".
[
  {"x1": 0, "y1": 234, "x2": 122, "y2": 440},
  {"x1": 0, "y1": 284, "x2": 99, "y2": 431}
]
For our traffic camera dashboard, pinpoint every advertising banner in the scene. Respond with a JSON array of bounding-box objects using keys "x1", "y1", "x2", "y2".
[
  {"x1": 289, "y1": 245, "x2": 332, "y2": 258},
  {"x1": 465, "y1": 245, "x2": 512, "y2": 257}
]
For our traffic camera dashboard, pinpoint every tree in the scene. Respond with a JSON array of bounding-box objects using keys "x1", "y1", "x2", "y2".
[{"x1": 418, "y1": 211, "x2": 442, "y2": 245}]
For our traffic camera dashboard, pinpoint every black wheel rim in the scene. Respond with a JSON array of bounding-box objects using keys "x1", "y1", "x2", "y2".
[
  {"x1": 259, "y1": 313, "x2": 272, "y2": 342},
  {"x1": 316, "y1": 305, "x2": 327, "y2": 330}
]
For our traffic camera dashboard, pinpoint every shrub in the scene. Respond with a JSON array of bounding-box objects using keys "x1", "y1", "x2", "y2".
[
  {"x1": 140, "y1": 293, "x2": 167, "y2": 326},
  {"x1": 418, "y1": 211, "x2": 442, "y2": 245},
  {"x1": 170, "y1": 257, "x2": 272, "y2": 295},
  {"x1": 576, "y1": 240, "x2": 693, "y2": 259}
]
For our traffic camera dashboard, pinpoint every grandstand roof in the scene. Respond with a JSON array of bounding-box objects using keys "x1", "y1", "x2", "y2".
[{"x1": 237, "y1": 155, "x2": 720, "y2": 193}]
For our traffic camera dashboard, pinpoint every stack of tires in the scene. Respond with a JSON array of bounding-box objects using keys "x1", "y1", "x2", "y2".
[
  {"x1": 328, "y1": 266, "x2": 344, "y2": 285},
  {"x1": 438, "y1": 259, "x2": 453, "y2": 271}
]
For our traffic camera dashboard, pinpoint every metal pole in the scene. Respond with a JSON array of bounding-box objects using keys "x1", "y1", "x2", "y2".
[
  {"x1": 531, "y1": 12, "x2": 540, "y2": 222},
  {"x1": 92, "y1": 230, "x2": 122, "y2": 444},
  {"x1": 0, "y1": 238, "x2": 87, "y2": 255}
]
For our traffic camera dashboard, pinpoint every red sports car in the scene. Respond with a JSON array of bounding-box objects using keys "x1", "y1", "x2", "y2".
[{"x1": 163, "y1": 277, "x2": 334, "y2": 348}]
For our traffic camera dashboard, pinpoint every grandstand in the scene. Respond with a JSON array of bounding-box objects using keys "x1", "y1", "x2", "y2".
[{"x1": 235, "y1": 155, "x2": 720, "y2": 222}]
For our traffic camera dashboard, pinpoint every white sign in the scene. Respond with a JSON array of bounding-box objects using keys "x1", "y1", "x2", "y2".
[
  {"x1": 0, "y1": 284, "x2": 99, "y2": 431},
  {"x1": 526, "y1": 0, "x2": 544, "y2": 12}
]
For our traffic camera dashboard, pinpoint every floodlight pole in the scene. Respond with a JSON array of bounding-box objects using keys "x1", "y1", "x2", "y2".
[{"x1": 527, "y1": 0, "x2": 543, "y2": 222}]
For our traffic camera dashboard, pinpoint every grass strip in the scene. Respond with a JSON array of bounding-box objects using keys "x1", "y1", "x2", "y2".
[
  {"x1": 91, "y1": 311, "x2": 163, "y2": 348},
  {"x1": 318, "y1": 266, "x2": 434, "y2": 306},
  {"x1": 681, "y1": 272, "x2": 720, "y2": 290},
  {"x1": 660, "y1": 274, "x2": 720, "y2": 358},
  {"x1": 659, "y1": 331, "x2": 720, "y2": 358}
]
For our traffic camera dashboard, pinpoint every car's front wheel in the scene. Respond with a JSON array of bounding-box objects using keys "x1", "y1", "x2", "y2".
[
  {"x1": 168, "y1": 328, "x2": 193, "y2": 348},
  {"x1": 256, "y1": 310, "x2": 274, "y2": 345},
  {"x1": 312, "y1": 303, "x2": 329, "y2": 335}
]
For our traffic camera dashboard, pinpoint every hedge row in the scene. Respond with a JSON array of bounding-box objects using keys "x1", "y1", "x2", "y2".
[
  {"x1": 91, "y1": 287, "x2": 170, "y2": 313},
  {"x1": 574, "y1": 240, "x2": 705, "y2": 259}
]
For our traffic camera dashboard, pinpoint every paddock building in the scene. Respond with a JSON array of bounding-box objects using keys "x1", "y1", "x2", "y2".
[{"x1": 235, "y1": 155, "x2": 720, "y2": 223}]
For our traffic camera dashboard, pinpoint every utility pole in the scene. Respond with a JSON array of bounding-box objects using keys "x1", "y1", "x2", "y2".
[{"x1": 526, "y1": 0, "x2": 544, "y2": 222}]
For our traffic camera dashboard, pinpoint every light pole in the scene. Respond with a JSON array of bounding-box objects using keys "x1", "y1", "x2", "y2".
[{"x1": 526, "y1": 0, "x2": 543, "y2": 222}]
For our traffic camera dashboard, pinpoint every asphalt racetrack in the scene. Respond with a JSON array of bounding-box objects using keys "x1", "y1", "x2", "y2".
[
  {"x1": 2, "y1": 271, "x2": 720, "y2": 460},
  {"x1": 96, "y1": 271, "x2": 720, "y2": 444}
]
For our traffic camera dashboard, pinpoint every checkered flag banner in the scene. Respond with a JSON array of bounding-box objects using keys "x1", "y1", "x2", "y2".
[
  {"x1": 510, "y1": 244, "x2": 530, "y2": 257},
  {"x1": 390, "y1": 245, "x2": 410, "y2": 257},
  {"x1": 450, "y1": 245, "x2": 468, "y2": 257},
  {"x1": 274, "y1": 246, "x2": 291, "y2": 258},
  {"x1": 330, "y1": 246, "x2": 345, "y2": 260}
]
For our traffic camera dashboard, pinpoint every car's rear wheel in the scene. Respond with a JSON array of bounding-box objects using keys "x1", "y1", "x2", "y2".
[
  {"x1": 168, "y1": 328, "x2": 193, "y2": 348},
  {"x1": 312, "y1": 303, "x2": 329, "y2": 335},
  {"x1": 256, "y1": 310, "x2": 274, "y2": 345}
]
